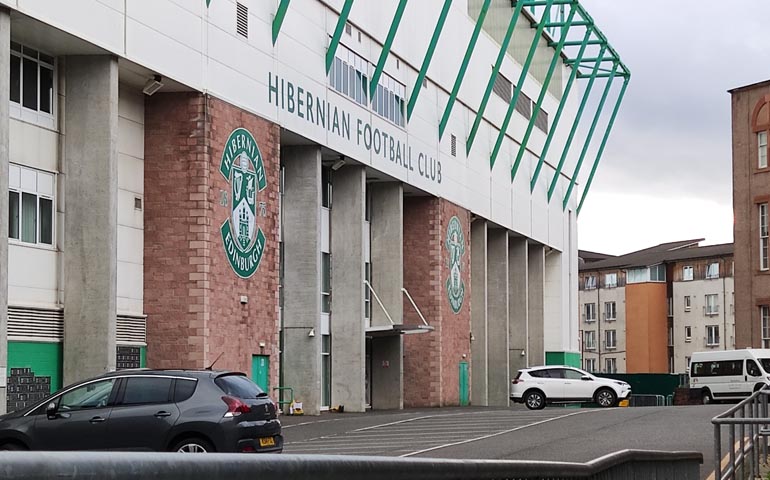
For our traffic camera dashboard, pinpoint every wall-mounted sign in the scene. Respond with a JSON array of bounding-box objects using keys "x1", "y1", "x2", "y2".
[
  {"x1": 220, "y1": 128, "x2": 268, "y2": 279},
  {"x1": 446, "y1": 216, "x2": 465, "y2": 314}
]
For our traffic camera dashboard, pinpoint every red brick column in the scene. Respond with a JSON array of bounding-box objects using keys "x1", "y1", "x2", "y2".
[{"x1": 144, "y1": 93, "x2": 280, "y2": 390}]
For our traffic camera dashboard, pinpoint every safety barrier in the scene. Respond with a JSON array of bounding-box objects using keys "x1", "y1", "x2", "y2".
[
  {"x1": 629, "y1": 394, "x2": 666, "y2": 407},
  {"x1": 712, "y1": 388, "x2": 770, "y2": 480},
  {"x1": 0, "y1": 449, "x2": 702, "y2": 480}
]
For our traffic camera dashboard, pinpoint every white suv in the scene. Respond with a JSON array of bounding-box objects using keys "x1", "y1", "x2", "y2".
[{"x1": 510, "y1": 366, "x2": 631, "y2": 410}]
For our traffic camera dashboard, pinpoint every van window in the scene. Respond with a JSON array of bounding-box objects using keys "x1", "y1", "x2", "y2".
[
  {"x1": 691, "y1": 360, "x2": 743, "y2": 377},
  {"x1": 748, "y1": 360, "x2": 761, "y2": 377},
  {"x1": 760, "y1": 358, "x2": 770, "y2": 373}
]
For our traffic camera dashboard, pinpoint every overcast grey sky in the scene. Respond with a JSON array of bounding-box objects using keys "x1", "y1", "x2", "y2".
[{"x1": 573, "y1": 1, "x2": 770, "y2": 255}]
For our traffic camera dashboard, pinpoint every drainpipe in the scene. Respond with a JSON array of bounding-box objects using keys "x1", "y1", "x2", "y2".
[
  {"x1": 722, "y1": 257, "x2": 727, "y2": 351},
  {"x1": 597, "y1": 276, "x2": 602, "y2": 372}
]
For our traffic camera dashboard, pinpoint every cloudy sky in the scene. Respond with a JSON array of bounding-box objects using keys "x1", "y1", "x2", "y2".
[{"x1": 571, "y1": 1, "x2": 770, "y2": 256}]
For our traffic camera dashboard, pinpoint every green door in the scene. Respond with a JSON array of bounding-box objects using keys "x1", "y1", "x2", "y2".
[
  {"x1": 252, "y1": 355, "x2": 270, "y2": 392},
  {"x1": 459, "y1": 361, "x2": 469, "y2": 406}
]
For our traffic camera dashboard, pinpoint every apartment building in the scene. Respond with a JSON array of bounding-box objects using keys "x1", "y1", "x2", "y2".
[{"x1": 579, "y1": 241, "x2": 734, "y2": 374}]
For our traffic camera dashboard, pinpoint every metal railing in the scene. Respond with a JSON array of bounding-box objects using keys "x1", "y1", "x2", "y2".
[
  {"x1": 712, "y1": 387, "x2": 770, "y2": 480},
  {"x1": 0, "y1": 450, "x2": 703, "y2": 480}
]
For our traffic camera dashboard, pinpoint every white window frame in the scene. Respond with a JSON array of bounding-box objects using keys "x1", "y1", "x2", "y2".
[
  {"x1": 604, "y1": 301, "x2": 616, "y2": 321},
  {"x1": 370, "y1": 67, "x2": 406, "y2": 128},
  {"x1": 321, "y1": 252, "x2": 331, "y2": 314},
  {"x1": 584, "y1": 303, "x2": 596, "y2": 322},
  {"x1": 706, "y1": 325, "x2": 720, "y2": 347},
  {"x1": 685, "y1": 325, "x2": 692, "y2": 342},
  {"x1": 705, "y1": 294, "x2": 719, "y2": 316},
  {"x1": 706, "y1": 262, "x2": 720, "y2": 279},
  {"x1": 9, "y1": 41, "x2": 56, "y2": 130},
  {"x1": 584, "y1": 331, "x2": 596, "y2": 350},
  {"x1": 584, "y1": 358, "x2": 597, "y2": 372},
  {"x1": 8, "y1": 163, "x2": 55, "y2": 248},
  {"x1": 584, "y1": 275, "x2": 596, "y2": 290},
  {"x1": 604, "y1": 273, "x2": 617, "y2": 288},
  {"x1": 762, "y1": 306, "x2": 770, "y2": 349},
  {"x1": 760, "y1": 131, "x2": 768, "y2": 169},
  {"x1": 761, "y1": 203, "x2": 769, "y2": 271},
  {"x1": 684, "y1": 295, "x2": 692, "y2": 312},
  {"x1": 328, "y1": 43, "x2": 368, "y2": 108},
  {"x1": 605, "y1": 330, "x2": 617, "y2": 349},
  {"x1": 682, "y1": 266, "x2": 694, "y2": 281},
  {"x1": 605, "y1": 358, "x2": 617, "y2": 374}
]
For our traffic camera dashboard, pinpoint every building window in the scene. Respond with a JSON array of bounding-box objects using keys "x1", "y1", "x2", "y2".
[
  {"x1": 8, "y1": 164, "x2": 54, "y2": 246},
  {"x1": 604, "y1": 301, "x2": 616, "y2": 321},
  {"x1": 605, "y1": 330, "x2": 616, "y2": 349},
  {"x1": 321, "y1": 252, "x2": 331, "y2": 313},
  {"x1": 761, "y1": 203, "x2": 769, "y2": 271},
  {"x1": 605, "y1": 273, "x2": 617, "y2": 288},
  {"x1": 371, "y1": 70, "x2": 406, "y2": 127},
  {"x1": 685, "y1": 325, "x2": 692, "y2": 342},
  {"x1": 584, "y1": 275, "x2": 596, "y2": 290},
  {"x1": 583, "y1": 330, "x2": 596, "y2": 350},
  {"x1": 706, "y1": 325, "x2": 720, "y2": 346},
  {"x1": 584, "y1": 303, "x2": 596, "y2": 322},
  {"x1": 706, "y1": 262, "x2": 720, "y2": 279},
  {"x1": 682, "y1": 266, "x2": 694, "y2": 281},
  {"x1": 321, "y1": 167, "x2": 332, "y2": 208},
  {"x1": 605, "y1": 358, "x2": 617, "y2": 374},
  {"x1": 705, "y1": 294, "x2": 719, "y2": 316},
  {"x1": 762, "y1": 306, "x2": 770, "y2": 349},
  {"x1": 11, "y1": 42, "x2": 54, "y2": 115},
  {"x1": 760, "y1": 131, "x2": 768, "y2": 169},
  {"x1": 668, "y1": 326, "x2": 673, "y2": 346},
  {"x1": 321, "y1": 334, "x2": 331, "y2": 407},
  {"x1": 626, "y1": 267, "x2": 648, "y2": 284},
  {"x1": 684, "y1": 295, "x2": 692, "y2": 312},
  {"x1": 364, "y1": 262, "x2": 372, "y2": 320},
  {"x1": 686, "y1": 356, "x2": 691, "y2": 370},
  {"x1": 584, "y1": 358, "x2": 597, "y2": 372},
  {"x1": 329, "y1": 43, "x2": 368, "y2": 107},
  {"x1": 649, "y1": 264, "x2": 666, "y2": 282}
]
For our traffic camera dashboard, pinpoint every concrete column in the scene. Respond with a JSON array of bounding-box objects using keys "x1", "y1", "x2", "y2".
[
  {"x1": 0, "y1": 9, "x2": 10, "y2": 414},
  {"x1": 544, "y1": 249, "x2": 564, "y2": 359},
  {"x1": 528, "y1": 243, "x2": 545, "y2": 366},
  {"x1": 282, "y1": 146, "x2": 322, "y2": 415},
  {"x1": 63, "y1": 56, "x2": 119, "y2": 384},
  {"x1": 370, "y1": 183, "x2": 403, "y2": 326},
  {"x1": 487, "y1": 228, "x2": 509, "y2": 406},
  {"x1": 369, "y1": 182, "x2": 403, "y2": 409},
  {"x1": 470, "y1": 219, "x2": 488, "y2": 405},
  {"x1": 331, "y1": 165, "x2": 366, "y2": 412},
  {"x1": 508, "y1": 237, "x2": 528, "y2": 374}
]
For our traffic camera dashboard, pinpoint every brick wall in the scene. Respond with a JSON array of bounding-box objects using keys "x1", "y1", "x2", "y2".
[
  {"x1": 402, "y1": 197, "x2": 471, "y2": 407},
  {"x1": 144, "y1": 93, "x2": 280, "y2": 390}
]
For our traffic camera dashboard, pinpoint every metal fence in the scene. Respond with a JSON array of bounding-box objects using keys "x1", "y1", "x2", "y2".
[
  {"x1": 712, "y1": 388, "x2": 770, "y2": 480},
  {"x1": 0, "y1": 449, "x2": 702, "y2": 480}
]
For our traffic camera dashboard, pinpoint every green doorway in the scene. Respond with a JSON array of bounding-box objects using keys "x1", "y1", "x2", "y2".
[
  {"x1": 252, "y1": 355, "x2": 270, "y2": 392},
  {"x1": 459, "y1": 361, "x2": 469, "y2": 406}
]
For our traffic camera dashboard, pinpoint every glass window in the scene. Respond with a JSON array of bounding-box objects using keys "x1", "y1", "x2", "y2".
[
  {"x1": 584, "y1": 275, "x2": 596, "y2": 290},
  {"x1": 174, "y1": 379, "x2": 197, "y2": 402},
  {"x1": 705, "y1": 294, "x2": 719, "y2": 315},
  {"x1": 9, "y1": 165, "x2": 55, "y2": 246},
  {"x1": 321, "y1": 167, "x2": 332, "y2": 208},
  {"x1": 9, "y1": 54, "x2": 20, "y2": 103},
  {"x1": 606, "y1": 330, "x2": 617, "y2": 348},
  {"x1": 604, "y1": 302, "x2": 616, "y2": 321},
  {"x1": 760, "y1": 131, "x2": 768, "y2": 169},
  {"x1": 563, "y1": 369, "x2": 584, "y2": 380},
  {"x1": 604, "y1": 273, "x2": 617, "y2": 288},
  {"x1": 328, "y1": 44, "x2": 367, "y2": 107},
  {"x1": 584, "y1": 303, "x2": 596, "y2": 322},
  {"x1": 59, "y1": 379, "x2": 116, "y2": 411},
  {"x1": 605, "y1": 358, "x2": 617, "y2": 374},
  {"x1": 626, "y1": 268, "x2": 649, "y2": 284},
  {"x1": 22, "y1": 57, "x2": 37, "y2": 110},
  {"x1": 21, "y1": 192, "x2": 36, "y2": 243},
  {"x1": 706, "y1": 325, "x2": 720, "y2": 346},
  {"x1": 364, "y1": 262, "x2": 371, "y2": 320},
  {"x1": 706, "y1": 262, "x2": 720, "y2": 279},
  {"x1": 762, "y1": 306, "x2": 770, "y2": 349},
  {"x1": 649, "y1": 264, "x2": 666, "y2": 282},
  {"x1": 685, "y1": 325, "x2": 692, "y2": 341},
  {"x1": 761, "y1": 204, "x2": 768, "y2": 271},
  {"x1": 9, "y1": 190, "x2": 19, "y2": 239},
  {"x1": 584, "y1": 358, "x2": 597, "y2": 372},
  {"x1": 583, "y1": 331, "x2": 596, "y2": 350},
  {"x1": 121, "y1": 377, "x2": 173, "y2": 405},
  {"x1": 321, "y1": 252, "x2": 331, "y2": 313},
  {"x1": 682, "y1": 266, "x2": 693, "y2": 281},
  {"x1": 322, "y1": 335, "x2": 331, "y2": 407},
  {"x1": 684, "y1": 295, "x2": 691, "y2": 311},
  {"x1": 40, "y1": 64, "x2": 53, "y2": 114},
  {"x1": 215, "y1": 374, "x2": 265, "y2": 398},
  {"x1": 748, "y1": 360, "x2": 761, "y2": 377}
]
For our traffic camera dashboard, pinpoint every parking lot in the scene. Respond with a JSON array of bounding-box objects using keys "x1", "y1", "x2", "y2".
[{"x1": 282, "y1": 404, "x2": 728, "y2": 479}]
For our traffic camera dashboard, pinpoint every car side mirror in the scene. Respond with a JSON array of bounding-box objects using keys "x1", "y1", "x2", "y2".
[
  {"x1": 581, "y1": 376, "x2": 592, "y2": 381},
  {"x1": 46, "y1": 402, "x2": 58, "y2": 419}
]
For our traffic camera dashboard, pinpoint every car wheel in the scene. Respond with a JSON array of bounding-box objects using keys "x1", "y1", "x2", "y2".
[
  {"x1": 702, "y1": 389, "x2": 713, "y2": 405},
  {"x1": 524, "y1": 390, "x2": 546, "y2": 410},
  {"x1": 172, "y1": 437, "x2": 214, "y2": 453},
  {"x1": 595, "y1": 388, "x2": 617, "y2": 408},
  {"x1": 0, "y1": 442, "x2": 26, "y2": 451}
]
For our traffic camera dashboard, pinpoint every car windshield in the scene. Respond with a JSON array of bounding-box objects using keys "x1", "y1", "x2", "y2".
[
  {"x1": 215, "y1": 374, "x2": 265, "y2": 399},
  {"x1": 760, "y1": 359, "x2": 770, "y2": 373}
]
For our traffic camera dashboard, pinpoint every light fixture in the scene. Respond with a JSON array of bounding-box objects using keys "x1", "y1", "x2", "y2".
[
  {"x1": 143, "y1": 74, "x2": 164, "y2": 96},
  {"x1": 331, "y1": 158, "x2": 346, "y2": 171},
  {"x1": 308, "y1": 328, "x2": 315, "y2": 338},
  {"x1": 520, "y1": 350, "x2": 526, "y2": 357}
]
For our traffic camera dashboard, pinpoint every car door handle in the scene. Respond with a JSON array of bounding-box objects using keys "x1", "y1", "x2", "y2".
[
  {"x1": 89, "y1": 416, "x2": 106, "y2": 424},
  {"x1": 154, "y1": 411, "x2": 172, "y2": 418}
]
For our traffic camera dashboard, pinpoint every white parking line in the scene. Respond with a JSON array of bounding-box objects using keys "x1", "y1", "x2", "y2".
[{"x1": 399, "y1": 410, "x2": 595, "y2": 457}]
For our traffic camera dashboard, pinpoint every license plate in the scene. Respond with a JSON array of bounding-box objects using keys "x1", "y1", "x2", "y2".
[{"x1": 259, "y1": 437, "x2": 276, "y2": 447}]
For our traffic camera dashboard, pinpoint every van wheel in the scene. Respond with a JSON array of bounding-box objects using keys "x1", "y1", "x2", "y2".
[{"x1": 702, "y1": 389, "x2": 713, "y2": 405}]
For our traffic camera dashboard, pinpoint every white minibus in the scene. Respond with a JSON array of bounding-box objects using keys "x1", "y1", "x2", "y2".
[{"x1": 689, "y1": 349, "x2": 770, "y2": 403}]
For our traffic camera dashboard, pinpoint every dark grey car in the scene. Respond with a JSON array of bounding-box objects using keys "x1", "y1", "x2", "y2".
[{"x1": 0, "y1": 369, "x2": 282, "y2": 453}]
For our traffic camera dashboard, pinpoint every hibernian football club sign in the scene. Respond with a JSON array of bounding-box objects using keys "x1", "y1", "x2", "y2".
[
  {"x1": 219, "y1": 128, "x2": 267, "y2": 279},
  {"x1": 445, "y1": 216, "x2": 465, "y2": 314}
]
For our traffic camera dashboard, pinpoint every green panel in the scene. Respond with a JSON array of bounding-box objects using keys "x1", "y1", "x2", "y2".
[
  {"x1": 368, "y1": 0, "x2": 409, "y2": 99},
  {"x1": 252, "y1": 355, "x2": 270, "y2": 392},
  {"x1": 545, "y1": 351, "x2": 580, "y2": 368},
  {"x1": 438, "y1": 0, "x2": 492, "y2": 139},
  {"x1": 8, "y1": 341, "x2": 63, "y2": 392},
  {"x1": 601, "y1": 373, "x2": 680, "y2": 397},
  {"x1": 406, "y1": 0, "x2": 452, "y2": 122},
  {"x1": 459, "y1": 361, "x2": 469, "y2": 406},
  {"x1": 140, "y1": 346, "x2": 147, "y2": 368},
  {"x1": 325, "y1": 0, "x2": 356, "y2": 74},
  {"x1": 272, "y1": 0, "x2": 292, "y2": 45}
]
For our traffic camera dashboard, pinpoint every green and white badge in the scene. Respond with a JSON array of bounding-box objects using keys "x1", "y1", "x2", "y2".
[{"x1": 445, "y1": 216, "x2": 465, "y2": 314}]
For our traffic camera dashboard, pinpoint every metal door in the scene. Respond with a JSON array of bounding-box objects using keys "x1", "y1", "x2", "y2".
[
  {"x1": 459, "y1": 362, "x2": 469, "y2": 406},
  {"x1": 252, "y1": 355, "x2": 270, "y2": 392}
]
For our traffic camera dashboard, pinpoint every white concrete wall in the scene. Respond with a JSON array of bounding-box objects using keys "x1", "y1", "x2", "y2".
[{"x1": 116, "y1": 86, "x2": 144, "y2": 316}]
